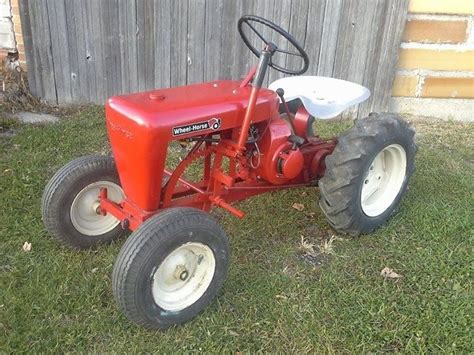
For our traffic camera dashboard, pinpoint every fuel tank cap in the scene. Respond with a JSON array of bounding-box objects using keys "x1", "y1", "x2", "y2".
[{"x1": 149, "y1": 93, "x2": 165, "y2": 101}]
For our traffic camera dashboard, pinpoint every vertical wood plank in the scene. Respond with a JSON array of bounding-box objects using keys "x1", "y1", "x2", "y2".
[
  {"x1": 29, "y1": 0, "x2": 57, "y2": 102},
  {"x1": 46, "y1": 0, "x2": 72, "y2": 103},
  {"x1": 79, "y1": 0, "x2": 97, "y2": 102},
  {"x1": 219, "y1": 0, "x2": 241, "y2": 80},
  {"x1": 234, "y1": 0, "x2": 256, "y2": 80},
  {"x1": 99, "y1": 0, "x2": 112, "y2": 98},
  {"x1": 103, "y1": 0, "x2": 122, "y2": 97},
  {"x1": 18, "y1": 0, "x2": 38, "y2": 97},
  {"x1": 84, "y1": 0, "x2": 105, "y2": 103},
  {"x1": 64, "y1": 0, "x2": 79, "y2": 101},
  {"x1": 204, "y1": 0, "x2": 223, "y2": 81},
  {"x1": 286, "y1": 0, "x2": 310, "y2": 78},
  {"x1": 358, "y1": 0, "x2": 390, "y2": 117},
  {"x1": 332, "y1": 0, "x2": 357, "y2": 80},
  {"x1": 317, "y1": 0, "x2": 342, "y2": 77},
  {"x1": 170, "y1": 0, "x2": 188, "y2": 86},
  {"x1": 187, "y1": 0, "x2": 206, "y2": 84},
  {"x1": 266, "y1": 0, "x2": 292, "y2": 85},
  {"x1": 154, "y1": 0, "x2": 171, "y2": 89},
  {"x1": 253, "y1": 0, "x2": 276, "y2": 86},
  {"x1": 369, "y1": 0, "x2": 409, "y2": 113},
  {"x1": 144, "y1": 0, "x2": 155, "y2": 90},
  {"x1": 334, "y1": 0, "x2": 380, "y2": 117},
  {"x1": 136, "y1": 0, "x2": 145, "y2": 91},
  {"x1": 303, "y1": 0, "x2": 326, "y2": 76},
  {"x1": 118, "y1": 0, "x2": 138, "y2": 94},
  {"x1": 136, "y1": 0, "x2": 155, "y2": 91},
  {"x1": 66, "y1": 0, "x2": 87, "y2": 102},
  {"x1": 217, "y1": 0, "x2": 257, "y2": 81}
]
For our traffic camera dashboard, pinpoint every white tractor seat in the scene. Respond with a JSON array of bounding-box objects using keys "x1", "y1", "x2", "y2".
[{"x1": 269, "y1": 76, "x2": 371, "y2": 119}]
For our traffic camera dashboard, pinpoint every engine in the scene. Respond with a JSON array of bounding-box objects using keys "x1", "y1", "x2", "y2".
[{"x1": 250, "y1": 117, "x2": 305, "y2": 184}]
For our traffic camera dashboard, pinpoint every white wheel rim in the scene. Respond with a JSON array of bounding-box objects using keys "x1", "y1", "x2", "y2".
[
  {"x1": 152, "y1": 242, "x2": 216, "y2": 312},
  {"x1": 361, "y1": 144, "x2": 407, "y2": 217},
  {"x1": 70, "y1": 181, "x2": 124, "y2": 236}
]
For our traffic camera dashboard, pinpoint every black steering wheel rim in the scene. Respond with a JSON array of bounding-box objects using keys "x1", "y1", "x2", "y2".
[{"x1": 238, "y1": 15, "x2": 309, "y2": 76}]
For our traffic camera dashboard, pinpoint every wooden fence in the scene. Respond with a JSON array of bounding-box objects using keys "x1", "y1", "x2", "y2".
[{"x1": 19, "y1": 0, "x2": 408, "y2": 117}]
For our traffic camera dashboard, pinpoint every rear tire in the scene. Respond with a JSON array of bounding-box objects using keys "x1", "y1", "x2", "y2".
[
  {"x1": 318, "y1": 113, "x2": 416, "y2": 236},
  {"x1": 112, "y1": 207, "x2": 230, "y2": 329},
  {"x1": 42, "y1": 155, "x2": 125, "y2": 249}
]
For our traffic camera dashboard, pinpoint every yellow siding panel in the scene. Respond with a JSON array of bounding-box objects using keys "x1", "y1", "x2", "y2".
[
  {"x1": 409, "y1": 0, "x2": 474, "y2": 15},
  {"x1": 422, "y1": 77, "x2": 474, "y2": 98},
  {"x1": 398, "y1": 49, "x2": 474, "y2": 71},
  {"x1": 392, "y1": 75, "x2": 418, "y2": 97}
]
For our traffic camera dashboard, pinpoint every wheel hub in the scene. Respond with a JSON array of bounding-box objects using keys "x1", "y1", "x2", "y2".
[
  {"x1": 92, "y1": 201, "x2": 102, "y2": 215},
  {"x1": 70, "y1": 181, "x2": 124, "y2": 236},
  {"x1": 360, "y1": 144, "x2": 407, "y2": 217},
  {"x1": 175, "y1": 265, "x2": 189, "y2": 281},
  {"x1": 151, "y1": 242, "x2": 216, "y2": 312}
]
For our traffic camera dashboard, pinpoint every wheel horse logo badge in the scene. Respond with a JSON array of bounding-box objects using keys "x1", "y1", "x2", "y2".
[{"x1": 172, "y1": 117, "x2": 221, "y2": 136}]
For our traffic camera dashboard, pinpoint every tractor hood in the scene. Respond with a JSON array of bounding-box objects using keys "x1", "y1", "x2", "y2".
[
  {"x1": 106, "y1": 80, "x2": 278, "y2": 140},
  {"x1": 105, "y1": 80, "x2": 278, "y2": 211}
]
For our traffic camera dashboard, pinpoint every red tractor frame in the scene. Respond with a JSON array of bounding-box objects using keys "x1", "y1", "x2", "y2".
[
  {"x1": 42, "y1": 15, "x2": 416, "y2": 329},
  {"x1": 100, "y1": 67, "x2": 337, "y2": 230}
]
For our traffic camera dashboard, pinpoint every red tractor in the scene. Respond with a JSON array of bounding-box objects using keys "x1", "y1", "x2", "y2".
[{"x1": 42, "y1": 16, "x2": 416, "y2": 328}]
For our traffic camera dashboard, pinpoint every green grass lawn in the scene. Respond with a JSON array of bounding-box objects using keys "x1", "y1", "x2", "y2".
[{"x1": 1, "y1": 107, "x2": 472, "y2": 353}]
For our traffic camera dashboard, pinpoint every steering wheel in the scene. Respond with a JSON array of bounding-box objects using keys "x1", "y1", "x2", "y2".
[{"x1": 238, "y1": 15, "x2": 309, "y2": 76}]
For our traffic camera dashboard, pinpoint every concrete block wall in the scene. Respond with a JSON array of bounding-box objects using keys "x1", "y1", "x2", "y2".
[
  {"x1": 11, "y1": 0, "x2": 25, "y2": 68},
  {"x1": 390, "y1": 0, "x2": 474, "y2": 121},
  {"x1": 0, "y1": 0, "x2": 15, "y2": 53},
  {"x1": 0, "y1": 0, "x2": 25, "y2": 69}
]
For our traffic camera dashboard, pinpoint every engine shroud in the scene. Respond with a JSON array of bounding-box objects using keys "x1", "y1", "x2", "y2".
[{"x1": 252, "y1": 117, "x2": 304, "y2": 184}]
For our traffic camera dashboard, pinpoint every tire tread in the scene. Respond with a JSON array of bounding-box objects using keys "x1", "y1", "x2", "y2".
[
  {"x1": 41, "y1": 155, "x2": 123, "y2": 249},
  {"x1": 319, "y1": 113, "x2": 417, "y2": 236},
  {"x1": 112, "y1": 207, "x2": 229, "y2": 329}
]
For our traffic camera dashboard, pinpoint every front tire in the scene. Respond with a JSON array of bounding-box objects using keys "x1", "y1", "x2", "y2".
[
  {"x1": 112, "y1": 207, "x2": 230, "y2": 329},
  {"x1": 319, "y1": 113, "x2": 416, "y2": 236},
  {"x1": 41, "y1": 155, "x2": 125, "y2": 249}
]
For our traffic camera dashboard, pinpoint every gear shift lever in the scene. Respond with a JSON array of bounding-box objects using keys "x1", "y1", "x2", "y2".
[{"x1": 276, "y1": 88, "x2": 296, "y2": 133}]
